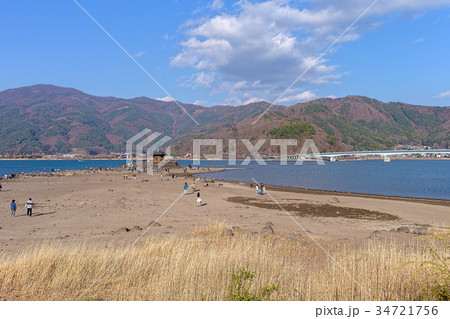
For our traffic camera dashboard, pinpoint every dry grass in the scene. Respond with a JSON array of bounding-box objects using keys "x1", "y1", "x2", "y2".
[{"x1": 0, "y1": 224, "x2": 448, "y2": 301}]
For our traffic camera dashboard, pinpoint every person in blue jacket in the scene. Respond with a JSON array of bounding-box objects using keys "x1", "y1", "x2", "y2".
[{"x1": 10, "y1": 199, "x2": 16, "y2": 217}]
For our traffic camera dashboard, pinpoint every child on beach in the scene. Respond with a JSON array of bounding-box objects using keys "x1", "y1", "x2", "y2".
[
  {"x1": 10, "y1": 200, "x2": 16, "y2": 217},
  {"x1": 184, "y1": 182, "x2": 188, "y2": 195},
  {"x1": 196, "y1": 192, "x2": 202, "y2": 206},
  {"x1": 255, "y1": 185, "x2": 259, "y2": 195},
  {"x1": 160, "y1": 173, "x2": 163, "y2": 181}
]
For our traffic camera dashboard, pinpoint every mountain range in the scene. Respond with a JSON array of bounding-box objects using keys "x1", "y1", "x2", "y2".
[{"x1": 0, "y1": 84, "x2": 449, "y2": 155}]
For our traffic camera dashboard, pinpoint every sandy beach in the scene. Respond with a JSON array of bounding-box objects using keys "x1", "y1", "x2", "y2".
[{"x1": 0, "y1": 166, "x2": 448, "y2": 255}]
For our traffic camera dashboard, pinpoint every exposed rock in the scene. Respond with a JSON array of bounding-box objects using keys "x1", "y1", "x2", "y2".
[
  {"x1": 222, "y1": 229, "x2": 235, "y2": 237},
  {"x1": 260, "y1": 225, "x2": 274, "y2": 234},
  {"x1": 114, "y1": 227, "x2": 129, "y2": 234},
  {"x1": 218, "y1": 183, "x2": 223, "y2": 186},
  {"x1": 329, "y1": 197, "x2": 340, "y2": 204},
  {"x1": 369, "y1": 230, "x2": 381, "y2": 239},
  {"x1": 133, "y1": 225, "x2": 143, "y2": 231},
  {"x1": 397, "y1": 226, "x2": 410, "y2": 233},
  {"x1": 148, "y1": 221, "x2": 162, "y2": 227},
  {"x1": 231, "y1": 226, "x2": 241, "y2": 230},
  {"x1": 265, "y1": 221, "x2": 274, "y2": 226},
  {"x1": 413, "y1": 226, "x2": 429, "y2": 235}
]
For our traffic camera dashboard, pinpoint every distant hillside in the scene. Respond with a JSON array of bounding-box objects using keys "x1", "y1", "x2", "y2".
[
  {"x1": 175, "y1": 95, "x2": 450, "y2": 155},
  {"x1": 0, "y1": 85, "x2": 448, "y2": 155}
]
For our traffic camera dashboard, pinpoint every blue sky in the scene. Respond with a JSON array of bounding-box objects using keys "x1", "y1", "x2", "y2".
[{"x1": 1, "y1": 0, "x2": 450, "y2": 107}]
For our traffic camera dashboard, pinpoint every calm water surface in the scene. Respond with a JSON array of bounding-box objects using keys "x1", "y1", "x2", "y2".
[
  {"x1": 1, "y1": 159, "x2": 448, "y2": 200},
  {"x1": 0, "y1": 160, "x2": 126, "y2": 177},
  {"x1": 178, "y1": 159, "x2": 450, "y2": 200}
]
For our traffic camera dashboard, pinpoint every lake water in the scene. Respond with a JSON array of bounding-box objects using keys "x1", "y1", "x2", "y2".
[
  {"x1": 0, "y1": 159, "x2": 126, "y2": 177},
  {"x1": 1, "y1": 159, "x2": 449, "y2": 200},
  {"x1": 178, "y1": 159, "x2": 450, "y2": 200}
]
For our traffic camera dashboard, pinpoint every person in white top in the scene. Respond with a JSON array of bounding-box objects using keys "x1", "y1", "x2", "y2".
[
  {"x1": 25, "y1": 198, "x2": 34, "y2": 217},
  {"x1": 196, "y1": 192, "x2": 202, "y2": 206},
  {"x1": 255, "y1": 185, "x2": 259, "y2": 195}
]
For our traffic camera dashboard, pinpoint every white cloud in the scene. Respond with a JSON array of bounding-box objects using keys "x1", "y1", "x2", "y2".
[
  {"x1": 210, "y1": 0, "x2": 224, "y2": 11},
  {"x1": 194, "y1": 72, "x2": 215, "y2": 88},
  {"x1": 434, "y1": 90, "x2": 450, "y2": 98},
  {"x1": 156, "y1": 96, "x2": 175, "y2": 102},
  {"x1": 413, "y1": 37, "x2": 425, "y2": 44},
  {"x1": 243, "y1": 97, "x2": 264, "y2": 104},
  {"x1": 172, "y1": 0, "x2": 450, "y2": 104},
  {"x1": 278, "y1": 91, "x2": 318, "y2": 104},
  {"x1": 193, "y1": 99, "x2": 208, "y2": 106},
  {"x1": 134, "y1": 51, "x2": 146, "y2": 58}
]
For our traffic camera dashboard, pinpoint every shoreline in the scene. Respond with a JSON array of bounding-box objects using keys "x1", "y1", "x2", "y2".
[
  {"x1": 0, "y1": 164, "x2": 448, "y2": 302},
  {"x1": 2, "y1": 159, "x2": 448, "y2": 204},
  {"x1": 0, "y1": 158, "x2": 126, "y2": 161},
  {"x1": 0, "y1": 167, "x2": 448, "y2": 256},
  {"x1": 195, "y1": 175, "x2": 450, "y2": 206},
  {"x1": 1, "y1": 157, "x2": 449, "y2": 161}
]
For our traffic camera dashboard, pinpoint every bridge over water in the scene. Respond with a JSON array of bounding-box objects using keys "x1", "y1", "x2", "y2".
[{"x1": 271, "y1": 149, "x2": 450, "y2": 162}]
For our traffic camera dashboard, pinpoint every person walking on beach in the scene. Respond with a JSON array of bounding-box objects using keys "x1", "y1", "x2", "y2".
[
  {"x1": 184, "y1": 182, "x2": 189, "y2": 195},
  {"x1": 10, "y1": 200, "x2": 16, "y2": 217},
  {"x1": 160, "y1": 173, "x2": 163, "y2": 181},
  {"x1": 255, "y1": 185, "x2": 259, "y2": 195},
  {"x1": 260, "y1": 183, "x2": 264, "y2": 195},
  {"x1": 25, "y1": 198, "x2": 34, "y2": 217},
  {"x1": 196, "y1": 192, "x2": 202, "y2": 206}
]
